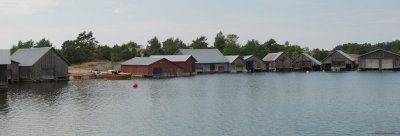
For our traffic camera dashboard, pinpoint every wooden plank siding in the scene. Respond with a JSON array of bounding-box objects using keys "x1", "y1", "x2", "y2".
[
  {"x1": 244, "y1": 56, "x2": 266, "y2": 72},
  {"x1": 265, "y1": 53, "x2": 293, "y2": 72},
  {"x1": 322, "y1": 51, "x2": 355, "y2": 71},
  {"x1": 121, "y1": 58, "x2": 183, "y2": 77},
  {"x1": 293, "y1": 54, "x2": 321, "y2": 71},
  {"x1": 0, "y1": 65, "x2": 7, "y2": 86},
  {"x1": 358, "y1": 49, "x2": 400, "y2": 70},
  {"x1": 7, "y1": 61, "x2": 19, "y2": 83},
  {"x1": 228, "y1": 58, "x2": 246, "y2": 73},
  {"x1": 18, "y1": 49, "x2": 69, "y2": 82}
]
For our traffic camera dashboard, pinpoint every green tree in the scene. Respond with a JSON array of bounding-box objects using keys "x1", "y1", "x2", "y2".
[
  {"x1": 10, "y1": 40, "x2": 35, "y2": 54},
  {"x1": 162, "y1": 38, "x2": 187, "y2": 55},
  {"x1": 61, "y1": 31, "x2": 98, "y2": 64},
  {"x1": 190, "y1": 36, "x2": 208, "y2": 49},
  {"x1": 241, "y1": 39, "x2": 268, "y2": 58},
  {"x1": 146, "y1": 37, "x2": 163, "y2": 55},
  {"x1": 222, "y1": 34, "x2": 240, "y2": 55},
  {"x1": 264, "y1": 38, "x2": 284, "y2": 53},
  {"x1": 312, "y1": 48, "x2": 329, "y2": 61},
  {"x1": 214, "y1": 32, "x2": 226, "y2": 51},
  {"x1": 291, "y1": 45, "x2": 303, "y2": 59},
  {"x1": 95, "y1": 45, "x2": 111, "y2": 60},
  {"x1": 35, "y1": 38, "x2": 53, "y2": 48}
]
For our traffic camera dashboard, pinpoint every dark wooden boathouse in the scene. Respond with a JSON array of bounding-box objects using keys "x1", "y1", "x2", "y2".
[
  {"x1": 121, "y1": 57, "x2": 183, "y2": 77},
  {"x1": 322, "y1": 50, "x2": 355, "y2": 71},
  {"x1": 175, "y1": 49, "x2": 229, "y2": 73},
  {"x1": 243, "y1": 55, "x2": 266, "y2": 72},
  {"x1": 1, "y1": 50, "x2": 19, "y2": 87},
  {"x1": 263, "y1": 52, "x2": 293, "y2": 72},
  {"x1": 358, "y1": 49, "x2": 400, "y2": 71},
  {"x1": 224, "y1": 55, "x2": 246, "y2": 72},
  {"x1": 11, "y1": 47, "x2": 70, "y2": 82},
  {"x1": 293, "y1": 53, "x2": 322, "y2": 71},
  {"x1": 150, "y1": 55, "x2": 197, "y2": 76}
]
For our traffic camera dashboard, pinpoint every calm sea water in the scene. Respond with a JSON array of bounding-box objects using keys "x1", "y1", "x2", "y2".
[{"x1": 1, "y1": 72, "x2": 400, "y2": 136}]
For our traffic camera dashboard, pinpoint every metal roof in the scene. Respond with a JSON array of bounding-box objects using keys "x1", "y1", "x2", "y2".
[
  {"x1": 121, "y1": 57, "x2": 163, "y2": 65},
  {"x1": 224, "y1": 55, "x2": 240, "y2": 63},
  {"x1": 358, "y1": 49, "x2": 400, "y2": 58},
  {"x1": 0, "y1": 49, "x2": 11, "y2": 65},
  {"x1": 149, "y1": 55, "x2": 195, "y2": 62},
  {"x1": 176, "y1": 49, "x2": 229, "y2": 63},
  {"x1": 336, "y1": 50, "x2": 356, "y2": 61},
  {"x1": 11, "y1": 47, "x2": 53, "y2": 66},
  {"x1": 262, "y1": 52, "x2": 284, "y2": 61},
  {"x1": 301, "y1": 53, "x2": 322, "y2": 65},
  {"x1": 243, "y1": 55, "x2": 252, "y2": 60}
]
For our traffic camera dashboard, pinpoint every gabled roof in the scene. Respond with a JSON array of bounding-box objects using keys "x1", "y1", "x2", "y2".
[
  {"x1": 262, "y1": 52, "x2": 284, "y2": 61},
  {"x1": 299, "y1": 53, "x2": 322, "y2": 65},
  {"x1": 322, "y1": 50, "x2": 355, "y2": 62},
  {"x1": 11, "y1": 47, "x2": 71, "y2": 66},
  {"x1": 224, "y1": 55, "x2": 241, "y2": 63},
  {"x1": 358, "y1": 49, "x2": 400, "y2": 58},
  {"x1": 336, "y1": 50, "x2": 356, "y2": 61},
  {"x1": 0, "y1": 49, "x2": 11, "y2": 65},
  {"x1": 243, "y1": 55, "x2": 253, "y2": 60},
  {"x1": 121, "y1": 57, "x2": 164, "y2": 65},
  {"x1": 149, "y1": 55, "x2": 197, "y2": 62},
  {"x1": 176, "y1": 49, "x2": 229, "y2": 63}
]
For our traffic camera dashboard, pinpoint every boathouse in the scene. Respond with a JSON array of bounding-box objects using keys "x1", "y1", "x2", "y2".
[
  {"x1": 121, "y1": 57, "x2": 183, "y2": 77},
  {"x1": 175, "y1": 49, "x2": 229, "y2": 73},
  {"x1": 322, "y1": 50, "x2": 355, "y2": 71},
  {"x1": 0, "y1": 50, "x2": 19, "y2": 87},
  {"x1": 293, "y1": 53, "x2": 322, "y2": 71},
  {"x1": 263, "y1": 52, "x2": 293, "y2": 72},
  {"x1": 224, "y1": 55, "x2": 246, "y2": 72},
  {"x1": 150, "y1": 55, "x2": 197, "y2": 75},
  {"x1": 0, "y1": 50, "x2": 11, "y2": 87},
  {"x1": 243, "y1": 55, "x2": 266, "y2": 72},
  {"x1": 11, "y1": 47, "x2": 70, "y2": 82},
  {"x1": 358, "y1": 49, "x2": 400, "y2": 71}
]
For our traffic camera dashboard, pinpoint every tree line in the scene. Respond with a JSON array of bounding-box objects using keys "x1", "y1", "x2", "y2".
[{"x1": 10, "y1": 31, "x2": 398, "y2": 64}]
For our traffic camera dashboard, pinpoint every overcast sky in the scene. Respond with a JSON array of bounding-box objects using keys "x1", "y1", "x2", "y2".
[{"x1": 0, "y1": 0, "x2": 399, "y2": 50}]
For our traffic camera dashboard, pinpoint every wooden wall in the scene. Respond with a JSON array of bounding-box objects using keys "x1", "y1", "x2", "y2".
[
  {"x1": 359, "y1": 50, "x2": 400, "y2": 70},
  {"x1": 293, "y1": 54, "x2": 320, "y2": 70},
  {"x1": 7, "y1": 61, "x2": 19, "y2": 82},
  {"x1": 245, "y1": 56, "x2": 266, "y2": 71},
  {"x1": 229, "y1": 58, "x2": 246, "y2": 72},
  {"x1": 267, "y1": 53, "x2": 293, "y2": 71},
  {"x1": 0, "y1": 65, "x2": 7, "y2": 86},
  {"x1": 322, "y1": 51, "x2": 355, "y2": 70},
  {"x1": 19, "y1": 49, "x2": 69, "y2": 81}
]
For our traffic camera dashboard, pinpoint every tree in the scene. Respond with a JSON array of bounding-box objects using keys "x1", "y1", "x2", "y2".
[
  {"x1": 146, "y1": 37, "x2": 163, "y2": 55},
  {"x1": 10, "y1": 40, "x2": 35, "y2": 54},
  {"x1": 264, "y1": 38, "x2": 284, "y2": 53},
  {"x1": 222, "y1": 34, "x2": 240, "y2": 55},
  {"x1": 35, "y1": 38, "x2": 53, "y2": 48},
  {"x1": 241, "y1": 39, "x2": 268, "y2": 58},
  {"x1": 291, "y1": 45, "x2": 303, "y2": 59},
  {"x1": 190, "y1": 36, "x2": 208, "y2": 49},
  {"x1": 162, "y1": 38, "x2": 187, "y2": 55},
  {"x1": 312, "y1": 48, "x2": 329, "y2": 61},
  {"x1": 95, "y1": 45, "x2": 111, "y2": 60},
  {"x1": 61, "y1": 31, "x2": 98, "y2": 63},
  {"x1": 214, "y1": 32, "x2": 226, "y2": 51}
]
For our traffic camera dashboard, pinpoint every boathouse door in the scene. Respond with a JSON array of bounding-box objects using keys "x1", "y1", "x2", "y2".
[{"x1": 153, "y1": 68, "x2": 162, "y2": 76}]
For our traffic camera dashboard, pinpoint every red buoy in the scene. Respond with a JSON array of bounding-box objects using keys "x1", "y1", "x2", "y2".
[
  {"x1": 322, "y1": 70, "x2": 326, "y2": 73},
  {"x1": 133, "y1": 83, "x2": 138, "y2": 88}
]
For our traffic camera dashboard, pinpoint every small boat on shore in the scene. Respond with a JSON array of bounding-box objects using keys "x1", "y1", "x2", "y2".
[{"x1": 104, "y1": 71, "x2": 131, "y2": 80}]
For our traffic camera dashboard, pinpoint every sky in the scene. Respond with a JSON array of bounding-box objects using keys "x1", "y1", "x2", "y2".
[{"x1": 0, "y1": 0, "x2": 399, "y2": 50}]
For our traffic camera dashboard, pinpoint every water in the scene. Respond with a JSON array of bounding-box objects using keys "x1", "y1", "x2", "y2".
[{"x1": 1, "y1": 72, "x2": 400, "y2": 136}]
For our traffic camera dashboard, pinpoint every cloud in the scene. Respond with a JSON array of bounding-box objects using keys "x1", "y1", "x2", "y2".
[{"x1": 0, "y1": 0, "x2": 58, "y2": 16}]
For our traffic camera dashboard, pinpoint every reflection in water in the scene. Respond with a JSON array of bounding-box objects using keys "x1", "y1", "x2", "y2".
[
  {"x1": 0, "y1": 72, "x2": 400, "y2": 135},
  {"x1": 0, "y1": 91, "x2": 8, "y2": 115}
]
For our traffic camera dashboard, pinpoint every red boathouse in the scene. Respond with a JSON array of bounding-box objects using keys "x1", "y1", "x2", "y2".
[
  {"x1": 150, "y1": 55, "x2": 197, "y2": 75},
  {"x1": 121, "y1": 57, "x2": 184, "y2": 77}
]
